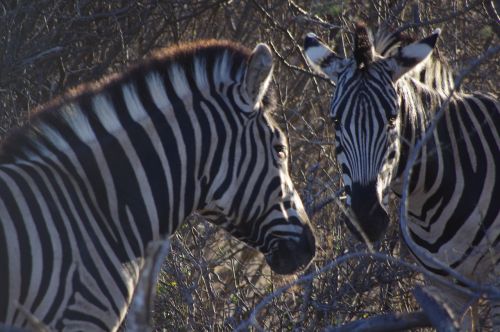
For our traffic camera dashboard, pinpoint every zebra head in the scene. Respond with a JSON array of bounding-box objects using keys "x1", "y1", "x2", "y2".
[
  {"x1": 304, "y1": 24, "x2": 440, "y2": 242},
  {"x1": 201, "y1": 43, "x2": 315, "y2": 274}
]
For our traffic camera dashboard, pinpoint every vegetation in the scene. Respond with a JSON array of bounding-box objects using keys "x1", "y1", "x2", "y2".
[{"x1": 1, "y1": 1, "x2": 498, "y2": 330}]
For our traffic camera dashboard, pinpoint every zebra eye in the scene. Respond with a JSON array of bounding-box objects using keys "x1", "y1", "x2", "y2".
[
  {"x1": 274, "y1": 145, "x2": 287, "y2": 160},
  {"x1": 388, "y1": 116, "x2": 397, "y2": 129},
  {"x1": 331, "y1": 116, "x2": 340, "y2": 126}
]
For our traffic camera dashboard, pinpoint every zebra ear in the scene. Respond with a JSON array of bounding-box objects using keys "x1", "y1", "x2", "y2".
[
  {"x1": 304, "y1": 33, "x2": 347, "y2": 83},
  {"x1": 245, "y1": 43, "x2": 273, "y2": 108},
  {"x1": 388, "y1": 28, "x2": 441, "y2": 81}
]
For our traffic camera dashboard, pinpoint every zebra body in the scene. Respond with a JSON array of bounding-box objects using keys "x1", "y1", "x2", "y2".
[
  {"x1": 304, "y1": 24, "x2": 499, "y2": 328},
  {"x1": 0, "y1": 40, "x2": 315, "y2": 331}
]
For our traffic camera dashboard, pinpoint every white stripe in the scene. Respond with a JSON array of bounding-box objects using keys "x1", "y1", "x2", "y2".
[
  {"x1": 0, "y1": 186, "x2": 21, "y2": 324},
  {"x1": 123, "y1": 83, "x2": 148, "y2": 123},
  {"x1": 92, "y1": 94, "x2": 122, "y2": 133},
  {"x1": 168, "y1": 64, "x2": 191, "y2": 102},
  {"x1": 60, "y1": 103, "x2": 95, "y2": 143}
]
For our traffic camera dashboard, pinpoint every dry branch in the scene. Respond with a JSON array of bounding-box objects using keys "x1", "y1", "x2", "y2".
[
  {"x1": 324, "y1": 310, "x2": 430, "y2": 332},
  {"x1": 413, "y1": 286, "x2": 460, "y2": 332},
  {"x1": 126, "y1": 240, "x2": 171, "y2": 332},
  {"x1": 233, "y1": 251, "x2": 475, "y2": 331},
  {"x1": 0, "y1": 324, "x2": 34, "y2": 332}
]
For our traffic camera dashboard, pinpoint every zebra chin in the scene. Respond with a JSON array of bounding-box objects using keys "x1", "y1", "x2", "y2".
[{"x1": 264, "y1": 221, "x2": 316, "y2": 274}]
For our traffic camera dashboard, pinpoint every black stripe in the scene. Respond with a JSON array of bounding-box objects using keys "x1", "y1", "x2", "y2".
[
  {"x1": 159, "y1": 73, "x2": 197, "y2": 217},
  {"x1": 135, "y1": 75, "x2": 175, "y2": 235},
  {"x1": 0, "y1": 175, "x2": 32, "y2": 324},
  {"x1": 133, "y1": 79, "x2": 173, "y2": 218},
  {"x1": 229, "y1": 121, "x2": 258, "y2": 217},
  {"x1": 30, "y1": 158, "x2": 75, "y2": 323},
  {"x1": 0, "y1": 176, "x2": 10, "y2": 320},
  {"x1": 39, "y1": 113, "x2": 124, "y2": 316},
  {"x1": 2, "y1": 165, "x2": 55, "y2": 315},
  {"x1": 113, "y1": 83, "x2": 160, "y2": 243},
  {"x1": 241, "y1": 120, "x2": 272, "y2": 222}
]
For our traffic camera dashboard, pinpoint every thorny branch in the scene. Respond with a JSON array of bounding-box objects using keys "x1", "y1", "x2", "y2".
[
  {"x1": 395, "y1": 0, "x2": 483, "y2": 33},
  {"x1": 324, "y1": 311, "x2": 430, "y2": 332},
  {"x1": 233, "y1": 251, "x2": 484, "y2": 331},
  {"x1": 127, "y1": 240, "x2": 171, "y2": 332}
]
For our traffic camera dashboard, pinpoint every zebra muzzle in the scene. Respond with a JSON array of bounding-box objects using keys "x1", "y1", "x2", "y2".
[
  {"x1": 344, "y1": 182, "x2": 390, "y2": 243},
  {"x1": 265, "y1": 222, "x2": 316, "y2": 274}
]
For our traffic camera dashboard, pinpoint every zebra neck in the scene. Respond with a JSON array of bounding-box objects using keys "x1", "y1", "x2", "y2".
[
  {"x1": 392, "y1": 80, "x2": 449, "y2": 195},
  {"x1": 1, "y1": 83, "x2": 221, "y2": 246},
  {"x1": 410, "y1": 55, "x2": 455, "y2": 95}
]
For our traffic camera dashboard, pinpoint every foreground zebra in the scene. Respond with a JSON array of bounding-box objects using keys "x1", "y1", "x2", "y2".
[
  {"x1": 0, "y1": 39, "x2": 316, "y2": 331},
  {"x1": 304, "y1": 24, "x2": 499, "y2": 328}
]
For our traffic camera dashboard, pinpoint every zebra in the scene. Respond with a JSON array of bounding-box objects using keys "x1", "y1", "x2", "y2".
[
  {"x1": 304, "y1": 23, "x2": 499, "y2": 329},
  {"x1": 0, "y1": 39, "x2": 316, "y2": 331}
]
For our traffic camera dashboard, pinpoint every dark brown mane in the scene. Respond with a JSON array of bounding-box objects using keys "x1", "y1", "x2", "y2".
[
  {"x1": 353, "y1": 21, "x2": 373, "y2": 69},
  {"x1": 0, "y1": 39, "x2": 254, "y2": 162},
  {"x1": 35, "y1": 39, "x2": 252, "y2": 114}
]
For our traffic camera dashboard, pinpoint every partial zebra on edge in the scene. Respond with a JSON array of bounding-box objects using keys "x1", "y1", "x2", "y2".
[
  {"x1": 0, "y1": 39, "x2": 316, "y2": 331},
  {"x1": 304, "y1": 23, "x2": 499, "y2": 329}
]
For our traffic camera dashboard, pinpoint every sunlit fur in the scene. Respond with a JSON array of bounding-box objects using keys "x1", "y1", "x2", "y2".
[
  {"x1": 305, "y1": 25, "x2": 499, "y2": 326},
  {"x1": 0, "y1": 40, "x2": 315, "y2": 331}
]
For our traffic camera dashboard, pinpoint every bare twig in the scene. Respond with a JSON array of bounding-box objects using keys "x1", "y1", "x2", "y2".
[
  {"x1": 396, "y1": 0, "x2": 483, "y2": 33},
  {"x1": 126, "y1": 239, "x2": 171, "y2": 332},
  {"x1": 21, "y1": 46, "x2": 64, "y2": 66},
  {"x1": 324, "y1": 310, "x2": 430, "y2": 332},
  {"x1": 234, "y1": 251, "x2": 479, "y2": 331},
  {"x1": 413, "y1": 286, "x2": 460, "y2": 331},
  {"x1": 13, "y1": 302, "x2": 51, "y2": 332},
  {"x1": 0, "y1": 324, "x2": 34, "y2": 332}
]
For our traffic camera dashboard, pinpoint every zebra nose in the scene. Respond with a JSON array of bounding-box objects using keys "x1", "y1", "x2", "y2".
[
  {"x1": 342, "y1": 206, "x2": 389, "y2": 243},
  {"x1": 266, "y1": 220, "x2": 316, "y2": 274},
  {"x1": 344, "y1": 182, "x2": 389, "y2": 242}
]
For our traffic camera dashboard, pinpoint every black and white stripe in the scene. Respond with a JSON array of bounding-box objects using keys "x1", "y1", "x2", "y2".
[
  {"x1": 0, "y1": 40, "x2": 316, "y2": 331},
  {"x1": 305, "y1": 24, "x2": 499, "y2": 328}
]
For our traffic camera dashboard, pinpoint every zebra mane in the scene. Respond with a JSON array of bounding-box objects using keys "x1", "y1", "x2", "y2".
[
  {"x1": 35, "y1": 39, "x2": 253, "y2": 114},
  {"x1": 0, "y1": 40, "x2": 274, "y2": 162},
  {"x1": 373, "y1": 26, "x2": 404, "y2": 57},
  {"x1": 353, "y1": 22, "x2": 374, "y2": 69}
]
